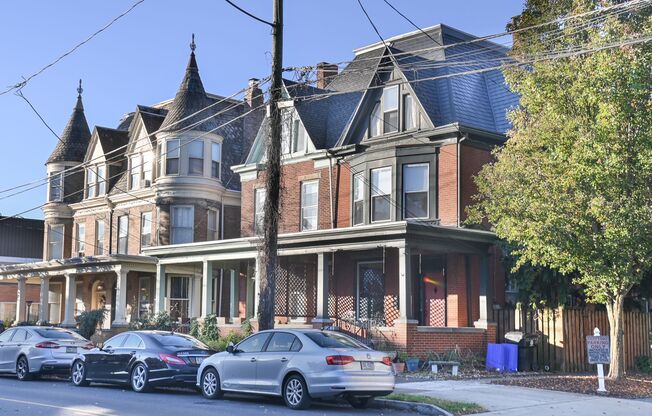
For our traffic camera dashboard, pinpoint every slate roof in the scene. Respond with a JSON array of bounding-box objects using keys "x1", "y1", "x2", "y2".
[
  {"x1": 95, "y1": 127, "x2": 130, "y2": 159},
  {"x1": 46, "y1": 94, "x2": 92, "y2": 164}
]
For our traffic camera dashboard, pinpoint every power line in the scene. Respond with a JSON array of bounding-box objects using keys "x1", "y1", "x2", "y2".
[
  {"x1": 14, "y1": 89, "x2": 65, "y2": 144},
  {"x1": 223, "y1": 0, "x2": 274, "y2": 27},
  {"x1": 382, "y1": 0, "x2": 442, "y2": 47}
]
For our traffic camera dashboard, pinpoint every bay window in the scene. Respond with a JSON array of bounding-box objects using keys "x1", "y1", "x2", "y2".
[
  {"x1": 47, "y1": 224, "x2": 64, "y2": 260},
  {"x1": 141, "y1": 212, "x2": 152, "y2": 249},
  {"x1": 171, "y1": 206, "x2": 194, "y2": 244},
  {"x1": 48, "y1": 171, "x2": 63, "y2": 202},
  {"x1": 254, "y1": 188, "x2": 266, "y2": 234},
  {"x1": 117, "y1": 215, "x2": 129, "y2": 254},
  {"x1": 188, "y1": 141, "x2": 204, "y2": 175},
  {"x1": 211, "y1": 143, "x2": 221, "y2": 179},
  {"x1": 403, "y1": 163, "x2": 429, "y2": 219},
  {"x1": 166, "y1": 139, "x2": 180, "y2": 175},
  {"x1": 371, "y1": 167, "x2": 392, "y2": 222},
  {"x1": 300, "y1": 181, "x2": 319, "y2": 231},
  {"x1": 353, "y1": 174, "x2": 364, "y2": 225}
]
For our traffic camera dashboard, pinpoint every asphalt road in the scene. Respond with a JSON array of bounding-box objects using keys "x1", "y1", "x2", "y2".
[{"x1": 0, "y1": 375, "x2": 411, "y2": 416}]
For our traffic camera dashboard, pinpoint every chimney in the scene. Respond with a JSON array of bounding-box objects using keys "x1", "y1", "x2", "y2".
[
  {"x1": 316, "y1": 62, "x2": 338, "y2": 89},
  {"x1": 245, "y1": 78, "x2": 263, "y2": 108}
]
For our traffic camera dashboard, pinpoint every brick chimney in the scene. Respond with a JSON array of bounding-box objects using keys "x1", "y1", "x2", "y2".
[
  {"x1": 316, "y1": 62, "x2": 338, "y2": 89},
  {"x1": 245, "y1": 78, "x2": 263, "y2": 108}
]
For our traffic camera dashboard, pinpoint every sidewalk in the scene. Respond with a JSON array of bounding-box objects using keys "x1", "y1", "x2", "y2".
[{"x1": 395, "y1": 379, "x2": 652, "y2": 415}]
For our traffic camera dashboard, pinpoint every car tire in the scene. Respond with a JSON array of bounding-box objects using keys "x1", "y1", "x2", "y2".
[
  {"x1": 283, "y1": 374, "x2": 311, "y2": 410},
  {"x1": 201, "y1": 367, "x2": 223, "y2": 399},
  {"x1": 16, "y1": 356, "x2": 33, "y2": 381},
  {"x1": 71, "y1": 360, "x2": 90, "y2": 387},
  {"x1": 347, "y1": 396, "x2": 373, "y2": 409},
  {"x1": 130, "y1": 363, "x2": 151, "y2": 393}
]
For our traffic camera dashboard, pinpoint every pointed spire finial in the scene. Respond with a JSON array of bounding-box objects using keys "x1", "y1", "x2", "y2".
[
  {"x1": 77, "y1": 79, "x2": 83, "y2": 96},
  {"x1": 190, "y1": 33, "x2": 196, "y2": 52}
]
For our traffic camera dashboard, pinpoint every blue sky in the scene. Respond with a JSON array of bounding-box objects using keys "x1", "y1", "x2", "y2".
[{"x1": 0, "y1": 0, "x2": 524, "y2": 219}]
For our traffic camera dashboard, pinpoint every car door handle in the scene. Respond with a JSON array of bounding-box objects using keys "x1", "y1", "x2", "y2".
[
  {"x1": 250, "y1": 357, "x2": 257, "y2": 362},
  {"x1": 280, "y1": 357, "x2": 288, "y2": 362}
]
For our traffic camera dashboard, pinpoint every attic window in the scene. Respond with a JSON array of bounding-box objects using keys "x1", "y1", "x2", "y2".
[
  {"x1": 48, "y1": 171, "x2": 63, "y2": 202},
  {"x1": 382, "y1": 86, "x2": 399, "y2": 133},
  {"x1": 403, "y1": 94, "x2": 415, "y2": 130},
  {"x1": 281, "y1": 114, "x2": 306, "y2": 155}
]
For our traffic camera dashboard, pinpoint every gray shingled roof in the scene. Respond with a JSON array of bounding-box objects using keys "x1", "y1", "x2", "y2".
[
  {"x1": 95, "y1": 127, "x2": 130, "y2": 157},
  {"x1": 46, "y1": 94, "x2": 92, "y2": 164}
]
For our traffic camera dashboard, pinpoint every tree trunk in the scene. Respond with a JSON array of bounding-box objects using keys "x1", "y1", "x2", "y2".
[{"x1": 606, "y1": 295, "x2": 626, "y2": 380}]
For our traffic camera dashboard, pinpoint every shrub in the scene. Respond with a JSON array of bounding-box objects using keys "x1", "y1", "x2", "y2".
[
  {"x1": 204, "y1": 332, "x2": 247, "y2": 352},
  {"x1": 75, "y1": 309, "x2": 106, "y2": 340},
  {"x1": 635, "y1": 355, "x2": 652, "y2": 374},
  {"x1": 128, "y1": 312, "x2": 173, "y2": 331},
  {"x1": 201, "y1": 314, "x2": 220, "y2": 342},
  {"x1": 189, "y1": 318, "x2": 200, "y2": 338},
  {"x1": 241, "y1": 319, "x2": 253, "y2": 336}
]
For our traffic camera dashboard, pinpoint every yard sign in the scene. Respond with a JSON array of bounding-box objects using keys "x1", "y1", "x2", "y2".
[{"x1": 586, "y1": 334, "x2": 610, "y2": 364}]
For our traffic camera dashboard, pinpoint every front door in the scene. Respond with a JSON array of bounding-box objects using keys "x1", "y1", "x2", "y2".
[
  {"x1": 357, "y1": 262, "x2": 385, "y2": 325},
  {"x1": 221, "y1": 332, "x2": 270, "y2": 391}
]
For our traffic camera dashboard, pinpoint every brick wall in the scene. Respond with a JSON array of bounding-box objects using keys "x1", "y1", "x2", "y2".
[
  {"x1": 438, "y1": 144, "x2": 458, "y2": 226},
  {"x1": 0, "y1": 283, "x2": 40, "y2": 303},
  {"x1": 460, "y1": 142, "x2": 493, "y2": 224}
]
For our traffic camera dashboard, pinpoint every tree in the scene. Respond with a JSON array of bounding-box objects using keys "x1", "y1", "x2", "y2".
[{"x1": 469, "y1": 0, "x2": 652, "y2": 379}]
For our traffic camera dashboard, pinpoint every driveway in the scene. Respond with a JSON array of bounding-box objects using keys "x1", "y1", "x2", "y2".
[{"x1": 395, "y1": 379, "x2": 652, "y2": 415}]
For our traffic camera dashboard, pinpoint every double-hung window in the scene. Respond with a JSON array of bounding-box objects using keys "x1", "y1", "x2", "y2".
[
  {"x1": 403, "y1": 94, "x2": 415, "y2": 130},
  {"x1": 97, "y1": 165, "x2": 106, "y2": 196},
  {"x1": 370, "y1": 167, "x2": 392, "y2": 222},
  {"x1": 169, "y1": 276, "x2": 190, "y2": 323},
  {"x1": 292, "y1": 120, "x2": 306, "y2": 153},
  {"x1": 171, "y1": 206, "x2": 194, "y2": 244},
  {"x1": 166, "y1": 139, "x2": 180, "y2": 175},
  {"x1": 86, "y1": 168, "x2": 96, "y2": 198},
  {"x1": 48, "y1": 171, "x2": 63, "y2": 202},
  {"x1": 47, "y1": 224, "x2": 64, "y2": 260},
  {"x1": 254, "y1": 188, "x2": 266, "y2": 235},
  {"x1": 353, "y1": 174, "x2": 364, "y2": 225},
  {"x1": 403, "y1": 163, "x2": 429, "y2": 219},
  {"x1": 117, "y1": 215, "x2": 129, "y2": 254},
  {"x1": 382, "y1": 86, "x2": 399, "y2": 133},
  {"x1": 211, "y1": 143, "x2": 221, "y2": 179},
  {"x1": 141, "y1": 212, "x2": 152, "y2": 249},
  {"x1": 76, "y1": 223, "x2": 86, "y2": 256},
  {"x1": 95, "y1": 220, "x2": 105, "y2": 255},
  {"x1": 130, "y1": 154, "x2": 141, "y2": 190},
  {"x1": 188, "y1": 141, "x2": 204, "y2": 175},
  {"x1": 369, "y1": 102, "x2": 381, "y2": 137},
  {"x1": 207, "y1": 209, "x2": 220, "y2": 241},
  {"x1": 300, "y1": 181, "x2": 319, "y2": 231},
  {"x1": 142, "y1": 152, "x2": 152, "y2": 187}
]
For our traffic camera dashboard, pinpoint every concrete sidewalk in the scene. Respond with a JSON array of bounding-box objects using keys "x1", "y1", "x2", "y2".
[{"x1": 395, "y1": 379, "x2": 652, "y2": 415}]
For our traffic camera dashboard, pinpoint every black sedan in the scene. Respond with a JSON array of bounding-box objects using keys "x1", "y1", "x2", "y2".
[{"x1": 70, "y1": 331, "x2": 213, "y2": 392}]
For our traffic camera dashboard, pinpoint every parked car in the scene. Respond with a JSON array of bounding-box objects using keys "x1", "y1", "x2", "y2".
[
  {"x1": 196, "y1": 329, "x2": 395, "y2": 410},
  {"x1": 71, "y1": 330, "x2": 212, "y2": 392},
  {"x1": 0, "y1": 326, "x2": 93, "y2": 380}
]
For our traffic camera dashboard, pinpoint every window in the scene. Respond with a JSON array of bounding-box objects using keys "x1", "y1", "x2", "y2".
[
  {"x1": 305, "y1": 331, "x2": 366, "y2": 349},
  {"x1": 122, "y1": 334, "x2": 144, "y2": 349},
  {"x1": 166, "y1": 139, "x2": 180, "y2": 175},
  {"x1": 171, "y1": 206, "x2": 194, "y2": 244},
  {"x1": 117, "y1": 215, "x2": 129, "y2": 254},
  {"x1": 254, "y1": 188, "x2": 266, "y2": 234},
  {"x1": 236, "y1": 333, "x2": 271, "y2": 353},
  {"x1": 292, "y1": 119, "x2": 306, "y2": 153},
  {"x1": 47, "y1": 224, "x2": 64, "y2": 260},
  {"x1": 282, "y1": 115, "x2": 307, "y2": 155},
  {"x1": 141, "y1": 212, "x2": 152, "y2": 249},
  {"x1": 353, "y1": 174, "x2": 364, "y2": 225},
  {"x1": 371, "y1": 167, "x2": 392, "y2": 222},
  {"x1": 369, "y1": 102, "x2": 381, "y2": 137},
  {"x1": 211, "y1": 143, "x2": 221, "y2": 179},
  {"x1": 403, "y1": 94, "x2": 415, "y2": 130},
  {"x1": 382, "y1": 86, "x2": 399, "y2": 133},
  {"x1": 76, "y1": 223, "x2": 86, "y2": 256},
  {"x1": 152, "y1": 333, "x2": 208, "y2": 349},
  {"x1": 95, "y1": 220, "x2": 105, "y2": 255},
  {"x1": 86, "y1": 168, "x2": 96, "y2": 198},
  {"x1": 85, "y1": 165, "x2": 106, "y2": 198},
  {"x1": 142, "y1": 152, "x2": 152, "y2": 187},
  {"x1": 34, "y1": 328, "x2": 84, "y2": 340},
  {"x1": 301, "y1": 181, "x2": 319, "y2": 231},
  {"x1": 12, "y1": 329, "x2": 29, "y2": 342},
  {"x1": 130, "y1": 154, "x2": 141, "y2": 190},
  {"x1": 104, "y1": 334, "x2": 127, "y2": 349},
  {"x1": 265, "y1": 333, "x2": 297, "y2": 352},
  {"x1": 169, "y1": 276, "x2": 190, "y2": 323},
  {"x1": 97, "y1": 165, "x2": 106, "y2": 196},
  {"x1": 48, "y1": 171, "x2": 63, "y2": 202},
  {"x1": 207, "y1": 209, "x2": 220, "y2": 241},
  {"x1": 403, "y1": 164, "x2": 429, "y2": 219},
  {"x1": 0, "y1": 329, "x2": 14, "y2": 342},
  {"x1": 188, "y1": 141, "x2": 204, "y2": 175}
]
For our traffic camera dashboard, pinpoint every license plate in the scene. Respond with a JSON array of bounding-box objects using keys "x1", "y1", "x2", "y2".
[
  {"x1": 66, "y1": 347, "x2": 77, "y2": 354},
  {"x1": 360, "y1": 361, "x2": 375, "y2": 371}
]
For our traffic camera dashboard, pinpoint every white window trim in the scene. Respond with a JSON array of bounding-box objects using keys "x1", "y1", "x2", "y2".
[
  {"x1": 370, "y1": 166, "x2": 393, "y2": 223},
  {"x1": 300, "y1": 180, "x2": 319, "y2": 231},
  {"x1": 48, "y1": 171, "x2": 63, "y2": 202},
  {"x1": 140, "y1": 211, "x2": 153, "y2": 250},
  {"x1": 76, "y1": 223, "x2": 86, "y2": 257},
  {"x1": 117, "y1": 215, "x2": 129, "y2": 255},
  {"x1": 85, "y1": 164, "x2": 107, "y2": 199},
  {"x1": 211, "y1": 142, "x2": 222, "y2": 180},
  {"x1": 402, "y1": 163, "x2": 430, "y2": 220},
  {"x1": 352, "y1": 174, "x2": 365, "y2": 226},
  {"x1": 165, "y1": 139, "x2": 181, "y2": 176},
  {"x1": 95, "y1": 220, "x2": 105, "y2": 255},
  {"x1": 47, "y1": 224, "x2": 65, "y2": 260},
  {"x1": 188, "y1": 140, "x2": 204, "y2": 176},
  {"x1": 207, "y1": 208, "x2": 220, "y2": 241},
  {"x1": 170, "y1": 205, "x2": 195, "y2": 245},
  {"x1": 254, "y1": 188, "x2": 266, "y2": 234},
  {"x1": 403, "y1": 93, "x2": 417, "y2": 131}
]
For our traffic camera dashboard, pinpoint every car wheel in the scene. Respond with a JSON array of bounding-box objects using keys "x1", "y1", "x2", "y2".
[
  {"x1": 283, "y1": 374, "x2": 311, "y2": 410},
  {"x1": 347, "y1": 396, "x2": 373, "y2": 409},
  {"x1": 201, "y1": 368, "x2": 223, "y2": 399},
  {"x1": 71, "y1": 360, "x2": 90, "y2": 387},
  {"x1": 130, "y1": 363, "x2": 151, "y2": 393},
  {"x1": 16, "y1": 356, "x2": 33, "y2": 381}
]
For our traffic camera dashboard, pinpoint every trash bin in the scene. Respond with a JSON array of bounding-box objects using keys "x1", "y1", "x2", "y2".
[
  {"x1": 505, "y1": 331, "x2": 539, "y2": 371},
  {"x1": 486, "y1": 343, "x2": 518, "y2": 372}
]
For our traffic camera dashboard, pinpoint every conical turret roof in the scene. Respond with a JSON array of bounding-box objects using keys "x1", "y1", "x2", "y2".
[{"x1": 46, "y1": 80, "x2": 92, "y2": 164}]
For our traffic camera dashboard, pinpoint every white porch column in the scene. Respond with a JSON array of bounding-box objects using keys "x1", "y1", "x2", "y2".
[
  {"x1": 314, "y1": 253, "x2": 330, "y2": 323},
  {"x1": 229, "y1": 269, "x2": 239, "y2": 322},
  {"x1": 474, "y1": 253, "x2": 492, "y2": 329},
  {"x1": 61, "y1": 273, "x2": 77, "y2": 327},
  {"x1": 16, "y1": 277, "x2": 27, "y2": 323},
  {"x1": 191, "y1": 274, "x2": 201, "y2": 319},
  {"x1": 254, "y1": 256, "x2": 262, "y2": 317},
  {"x1": 155, "y1": 263, "x2": 166, "y2": 314},
  {"x1": 397, "y1": 246, "x2": 415, "y2": 321},
  {"x1": 112, "y1": 267, "x2": 128, "y2": 327},
  {"x1": 201, "y1": 260, "x2": 213, "y2": 318},
  {"x1": 38, "y1": 276, "x2": 49, "y2": 324}
]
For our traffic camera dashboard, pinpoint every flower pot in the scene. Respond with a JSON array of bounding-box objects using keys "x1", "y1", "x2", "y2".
[
  {"x1": 392, "y1": 362, "x2": 405, "y2": 374},
  {"x1": 406, "y1": 358, "x2": 420, "y2": 372}
]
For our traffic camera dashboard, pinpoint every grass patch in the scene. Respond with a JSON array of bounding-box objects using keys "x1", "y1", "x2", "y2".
[{"x1": 386, "y1": 393, "x2": 485, "y2": 415}]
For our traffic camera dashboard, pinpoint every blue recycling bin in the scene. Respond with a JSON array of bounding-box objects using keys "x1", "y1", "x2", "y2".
[{"x1": 486, "y1": 343, "x2": 518, "y2": 372}]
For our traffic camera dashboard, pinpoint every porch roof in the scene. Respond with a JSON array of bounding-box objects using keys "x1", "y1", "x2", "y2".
[
  {"x1": 143, "y1": 221, "x2": 496, "y2": 264},
  {"x1": 0, "y1": 254, "x2": 158, "y2": 280}
]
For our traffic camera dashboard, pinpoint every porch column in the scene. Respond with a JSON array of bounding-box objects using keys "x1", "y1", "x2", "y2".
[
  {"x1": 201, "y1": 260, "x2": 213, "y2": 318},
  {"x1": 61, "y1": 273, "x2": 77, "y2": 328},
  {"x1": 474, "y1": 252, "x2": 492, "y2": 328},
  {"x1": 397, "y1": 246, "x2": 415, "y2": 321},
  {"x1": 313, "y1": 253, "x2": 330, "y2": 323},
  {"x1": 253, "y1": 256, "x2": 262, "y2": 317},
  {"x1": 229, "y1": 269, "x2": 239, "y2": 323},
  {"x1": 191, "y1": 275, "x2": 201, "y2": 319},
  {"x1": 16, "y1": 277, "x2": 27, "y2": 323},
  {"x1": 38, "y1": 276, "x2": 49, "y2": 324},
  {"x1": 112, "y1": 267, "x2": 128, "y2": 327},
  {"x1": 155, "y1": 263, "x2": 166, "y2": 314}
]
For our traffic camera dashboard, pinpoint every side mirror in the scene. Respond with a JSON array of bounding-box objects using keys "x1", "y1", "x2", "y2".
[{"x1": 226, "y1": 342, "x2": 235, "y2": 354}]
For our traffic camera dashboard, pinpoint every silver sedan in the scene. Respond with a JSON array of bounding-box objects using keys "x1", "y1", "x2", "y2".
[
  {"x1": 0, "y1": 326, "x2": 92, "y2": 380},
  {"x1": 196, "y1": 329, "x2": 394, "y2": 410}
]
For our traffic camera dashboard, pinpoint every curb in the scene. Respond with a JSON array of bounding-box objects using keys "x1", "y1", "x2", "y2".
[{"x1": 374, "y1": 398, "x2": 453, "y2": 416}]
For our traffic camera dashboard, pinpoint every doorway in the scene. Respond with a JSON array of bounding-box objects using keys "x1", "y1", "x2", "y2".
[{"x1": 356, "y1": 261, "x2": 385, "y2": 325}]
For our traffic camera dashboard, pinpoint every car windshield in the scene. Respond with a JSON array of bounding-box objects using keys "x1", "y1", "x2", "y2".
[
  {"x1": 305, "y1": 332, "x2": 367, "y2": 349},
  {"x1": 151, "y1": 333, "x2": 208, "y2": 349},
  {"x1": 34, "y1": 328, "x2": 85, "y2": 340}
]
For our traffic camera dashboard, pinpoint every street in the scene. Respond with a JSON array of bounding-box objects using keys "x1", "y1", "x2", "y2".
[{"x1": 0, "y1": 376, "x2": 410, "y2": 416}]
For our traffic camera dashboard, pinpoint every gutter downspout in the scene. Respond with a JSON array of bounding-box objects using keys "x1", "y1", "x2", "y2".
[{"x1": 457, "y1": 133, "x2": 468, "y2": 227}]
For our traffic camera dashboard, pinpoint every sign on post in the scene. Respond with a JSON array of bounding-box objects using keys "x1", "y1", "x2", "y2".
[{"x1": 587, "y1": 327, "x2": 609, "y2": 393}]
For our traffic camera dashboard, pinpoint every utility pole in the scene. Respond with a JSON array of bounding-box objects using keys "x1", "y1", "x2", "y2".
[{"x1": 258, "y1": 0, "x2": 283, "y2": 330}]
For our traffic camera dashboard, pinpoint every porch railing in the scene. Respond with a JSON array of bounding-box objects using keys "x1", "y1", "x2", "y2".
[{"x1": 323, "y1": 311, "x2": 385, "y2": 346}]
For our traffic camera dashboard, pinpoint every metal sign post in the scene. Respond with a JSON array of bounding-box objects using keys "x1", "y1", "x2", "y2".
[{"x1": 586, "y1": 327, "x2": 609, "y2": 393}]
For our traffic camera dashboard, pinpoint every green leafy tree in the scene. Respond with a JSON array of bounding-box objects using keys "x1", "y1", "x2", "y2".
[{"x1": 469, "y1": 1, "x2": 651, "y2": 379}]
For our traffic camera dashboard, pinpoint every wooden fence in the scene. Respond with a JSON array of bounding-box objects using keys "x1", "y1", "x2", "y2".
[{"x1": 492, "y1": 307, "x2": 652, "y2": 372}]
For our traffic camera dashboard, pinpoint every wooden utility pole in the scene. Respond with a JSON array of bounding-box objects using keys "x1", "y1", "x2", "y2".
[{"x1": 258, "y1": 0, "x2": 283, "y2": 330}]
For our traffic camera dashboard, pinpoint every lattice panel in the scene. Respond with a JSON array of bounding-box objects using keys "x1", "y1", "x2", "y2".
[
  {"x1": 274, "y1": 260, "x2": 317, "y2": 318},
  {"x1": 358, "y1": 266, "x2": 385, "y2": 325}
]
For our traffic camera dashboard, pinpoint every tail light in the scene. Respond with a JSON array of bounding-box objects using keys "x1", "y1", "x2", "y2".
[
  {"x1": 35, "y1": 341, "x2": 59, "y2": 349},
  {"x1": 159, "y1": 353, "x2": 186, "y2": 365},
  {"x1": 382, "y1": 356, "x2": 392, "y2": 366},
  {"x1": 325, "y1": 355, "x2": 355, "y2": 366},
  {"x1": 82, "y1": 343, "x2": 95, "y2": 350}
]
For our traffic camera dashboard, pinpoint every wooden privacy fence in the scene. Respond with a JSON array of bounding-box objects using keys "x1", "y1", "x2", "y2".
[{"x1": 492, "y1": 307, "x2": 652, "y2": 372}]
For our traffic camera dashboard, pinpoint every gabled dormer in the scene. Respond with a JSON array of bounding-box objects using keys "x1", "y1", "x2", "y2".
[
  {"x1": 125, "y1": 110, "x2": 157, "y2": 191},
  {"x1": 82, "y1": 126, "x2": 129, "y2": 199}
]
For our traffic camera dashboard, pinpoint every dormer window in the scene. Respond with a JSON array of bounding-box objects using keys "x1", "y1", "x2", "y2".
[
  {"x1": 130, "y1": 155, "x2": 141, "y2": 190},
  {"x1": 403, "y1": 94, "x2": 415, "y2": 130},
  {"x1": 48, "y1": 171, "x2": 63, "y2": 202},
  {"x1": 129, "y1": 152, "x2": 153, "y2": 190},
  {"x1": 281, "y1": 113, "x2": 307, "y2": 155},
  {"x1": 86, "y1": 164, "x2": 106, "y2": 198},
  {"x1": 369, "y1": 86, "x2": 417, "y2": 138},
  {"x1": 382, "y1": 85, "x2": 399, "y2": 133},
  {"x1": 86, "y1": 168, "x2": 95, "y2": 198}
]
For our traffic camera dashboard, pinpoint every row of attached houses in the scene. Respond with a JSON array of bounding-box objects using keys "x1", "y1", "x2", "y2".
[{"x1": 0, "y1": 24, "x2": 519, "y2": 355}]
